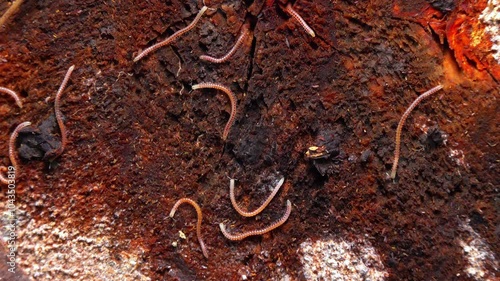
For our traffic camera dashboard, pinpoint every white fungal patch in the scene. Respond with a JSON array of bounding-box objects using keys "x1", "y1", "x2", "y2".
[
  {"x1": 448, "y1": 149, "x2": 469, "y2": 168},
  {"x1": 459, "y1": 220, "x2": 498, "y2": 281},
  {"x1": 0, "y1": 201, "x2": 150, "y2": 281},
  {"x1": 480, "y1": 0, "x2": 500, "y2": 63},
  {"x1": 300, "y1": 237, "x2": 388, "y2": 280}
]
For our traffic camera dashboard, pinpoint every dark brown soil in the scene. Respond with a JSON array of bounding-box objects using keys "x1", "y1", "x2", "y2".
[{"x1": 0, "y1": 0, "x2": 498, "y2": 280}]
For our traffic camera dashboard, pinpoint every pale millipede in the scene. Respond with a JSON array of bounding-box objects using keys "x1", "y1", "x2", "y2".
[
  {"x1": 52, "y1": 65, "x2": 75, "y2": 158},
  {"x1": 285, "y1": 3, "x2": 315, "y2": 38},
  {"x1": 200, "y1": 24, "x2": 250, "y2": 63},
  {"x1": 169, "y1": 197, "x2": 209, "y2": 259},
  {"x1": 220, "y1": 200, "x2": 292, "y2": 241},
  {"x1": 191, "y1": 82, "x2": 237, "y2": 141},
  {"x1": 391, "y1": 84, "x2": 444, "y2": 179},
  {"x1": 229, "y1": 177, "x2": 285, "y2": 217},
  {"x1": 0, "y1": 86, "x2": 22, "y2": 108},
  {"x1": 133, "y1": 6, "x2": 208, "y2": 62},
  {"x1": 0, "y1": 121, "x2": 31, "y2": 184}
]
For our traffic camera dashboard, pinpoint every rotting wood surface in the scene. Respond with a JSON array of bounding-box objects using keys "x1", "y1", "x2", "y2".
[{"x1": 0, "y1": 0, "x2": 498, "y2": 280}]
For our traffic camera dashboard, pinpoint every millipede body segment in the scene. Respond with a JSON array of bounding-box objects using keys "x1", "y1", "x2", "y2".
[
  {"x1": 200, "y1": 24, "x2": 250, "y2": 63},
  {"x1": 220, "y1": 200, "x2": 292, "y2": 241},
  {"x1": 170, "y1": 198, "x2": 209, "y2": 259},
  {"x1": 391, "y1": 84, "x2": 444, "y2": 179},
  {"x1": 50, "y1": 65, "x2": 75, "y2": 159},
  {"x1": 0, "y1": 121, "x2": 31, "y2": 184},
  {"x1": 285, "y1": 3, "x2": 315, "y2": 37},
  {"x1": 0, "y1": 86, "x2": 22, "y2": 108},
  {"x1": 229, "y1": 177, "x2": 285, "y2": 217},
  {"x1": 133, "y1": 6, "x2": 208, "y2": 62},
  {"x1": 191, "y1": 82, "x2": 237, "y2": 141}
]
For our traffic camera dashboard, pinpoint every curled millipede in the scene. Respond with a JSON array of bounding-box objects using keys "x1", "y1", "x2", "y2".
[
  {"x1": 0, "y1": 86, "x2": 22, "y2": 108},
  {"x1": 220, "y1": 200, "x2": 292, "y2": 241},
  {"x1": 230, "y1": 177, "x2": 284, "y2": 217},
  {"x1": 170, "y1": 198, "x2": 209, "y2": 259},
  {"x1": 191, "y1": 82, "x2": 237, "y2": 141},
  {"x1": 1, "y1": 121, "x2": 31, "y2": 184}
]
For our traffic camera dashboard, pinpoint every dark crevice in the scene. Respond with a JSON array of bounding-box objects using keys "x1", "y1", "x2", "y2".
[
  {"x1": 490, "y1": 71, "x2": 499, "y2": 83},
  {"x1": 170, "y1": 45, "x2": 184, "y2": 65},
  {"x1": 243, "y1": 0, "x2": 254, "y2": 6},
  {"x1": 198, "y1": 41, "x2": 209, "y2": 52},
  {"x1": 465, "y1": 56, "x2": 479, "y2": 70},
  {"x1": 217, "y1": 8, "x2": 227, "y2": 20},
  {"x1": 231, "y1": 81, "x2": 245, "y2": 96},
  {"x1": 309, "y1": 40, "x2": 319, "y2": 50},
  {"x1": 179, "y1": 80, "x2": 191, "y2": 95},
  {"x1": 441, "y1": 37, "x2": 463, "y2": 75},
  {"x1": 246, "y1": 10, "x2": 259, "y2": 29},
  {"x1": 428, "y1": 23, "x2": 443, "y2": 45},
  {"x1": 315, "y1": 30, "x2": 335, "y2": 49},
  {"x1": 345, "y1": 16, "x2": 373, "y2": 31},
  {"x1": 404, "y1": 33, "x2": 419, "y2": 47},
  {"x1": 275, "y1": 3, "x2": 289, "y2": 19},
  {"x1": 244, "y1": 13, "x2": 259, "y2": 93},
  {"x1": 245, "y1": 33, "x2": 257, "y2": 93},
  {"x1": 182, "y1": 3, "x2": 192, "y2": 14}
]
